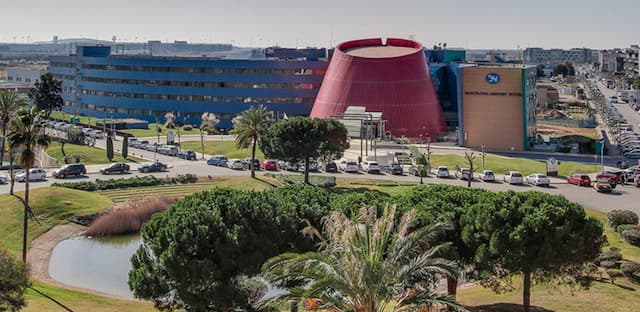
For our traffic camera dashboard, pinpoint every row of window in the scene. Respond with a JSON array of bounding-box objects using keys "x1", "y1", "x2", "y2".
[
  {"x1": 7, "y1": 76, "x2": 32, "y2": 83},
  {"x1": 80, "y1": 64, "x2": 322, "y2": 75},
  {"x1": 82, "y1": 77, "x2": 319, "y2": 89},
  {"x1": 53, "y1": 74, "x2": 75, "y2": 80},
  {"x1": 80, "y1": 89, "x2": 315, "y2": 104},
  {"x1": 81, "y1": 104, "x2": 238, "y2": 120},
  {"x1": 50, "y1": 62, "x2": 74, "y2": 68}
]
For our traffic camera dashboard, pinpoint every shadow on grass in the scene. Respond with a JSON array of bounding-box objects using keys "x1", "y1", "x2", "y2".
[
  {"x1": 253, "y1": 176, "x2": 281, "y2": 189},
  {"x1": 469, "y1": 303, "x2": 555, "y2": 312}
]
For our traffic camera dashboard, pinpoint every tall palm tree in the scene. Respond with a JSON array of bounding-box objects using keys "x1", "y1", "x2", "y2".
[
  {"x1": 231, "y1": 105, "x2": 272, "y2": 178},
  {"x1": 199, "y1": 113, "x2": 218, "y2": 160},
  {"x1": 0, "y1": 91, "x2": 25, "y2": 165},
  {"x1": 262, "y1": 205, "x2": 465, "y2": 312},
  {"x1": 8, "y1": 107, "x2": 50, "y2": 263}
]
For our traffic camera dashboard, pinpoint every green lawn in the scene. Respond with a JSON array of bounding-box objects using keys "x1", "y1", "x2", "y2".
[
  {"x1": 179, "y1": 140, "x2": 265, "y2": 159},
  {"x1": 0, "y1": 187, "x2": 113, "y2": 257},
  {"x1": 429, "y1": 154, "x2": 599, "y2": 177},
  {"x1": 46, "y1": 141, "x2": 143, "y2": 165},
  {"x1": 50, "y1": 111, "x2": 98, "y2": 126}
]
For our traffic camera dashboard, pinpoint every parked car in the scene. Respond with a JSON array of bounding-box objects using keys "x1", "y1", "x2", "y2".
[
  {"x1": 455, "y1": 168, "x2": 472, "y2": 180},
  {"x1": 99, "y1": 162, "x2": 130, "y2": 175},
  {"x1": 15, "y1": 168, "x2": 47, "y2": 182},
  {"x1": 243, "y1": 158, "x2": 261, "y2": 170},
  {"x1": 324, "y1": 161, "x2": 338, "y2": 173},
  {"x1": 408, "y1": 165, "x2": 420, "y2": 176},
  {"x1": 435, "y1": 166, "x2": 449, "y2": 178},
  {"x1": 52, "y1": 164, "x2": 87, "y2": 179},
  {"x1": 624, "y1": 150, "x2": 640, "y2": 159},
  {"x1": 158, "y1": 145, "x2": 178, "y2": 156},
  {"x1": 362, "y1": 161, "x2": 381, "y2": 174},
  {"x1": 138, "y1": 161, "x2": 167, "y2": 173},
  {"x1": 227, "y1": 159, "x2": 245, "y2": 170},
  {"x1": 526, "y1": 173, "x2": 550, "y2": 187},
  {"x1": 0, "y1": 174, "x2": 8, "y2": 184},
  {"x1": 339, "y1": 160, "x2": 359, "y2": 173},
  {"x1": 127, "y1": 137, "x2": 139, "y2": 147},
  {"x1": 177, "y1": 149, "x2": 197, "y2": 160},
  {"x1": 304, "y1": 161, "x2": 319, "y2": 172},
  {"x1": 593, "y1": 178, "x2": 613, "y2": 193},
  {"x1": 261, "y1": 159, "x2": 278, "y2": 171},
  {"x1": 91, "y1": 130, "x2": 104, "y2": 139},
  {"x1": 138, "y1": 140, "x2": 150, "y2": 150},
  {"x1": 284, "y1": 162, "x2": 299, "y2": 171},
  {"x1": 503, "y1": 171, "x2": 524, "y2": 184},
  {"x1": 596, "y1": 172, "x2": 619, "y2": 188},
  {"x1": 635, "y1": 176, "x2": 640, "y2": 188},
  {"x1": 479, "y1": 170, "x2": 495, "y2": 182},
  {"x1": 207, "y1": 155, "x2": 228, "y2": 166},
  {"x1": 567, "y1": 173, "x2": 591, "y2": 186},
  {"x1": 385, "y1": 163, "x2": 403, "y2": 175}
]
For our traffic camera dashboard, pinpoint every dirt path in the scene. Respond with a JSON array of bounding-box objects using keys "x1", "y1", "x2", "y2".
[{"x1": 28, "y1": 223, "x2": 86, "y2": 283}]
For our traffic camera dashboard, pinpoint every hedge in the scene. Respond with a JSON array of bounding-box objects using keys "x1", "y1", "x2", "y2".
[
  {"x1": 596, "y1": 248, "x2": 623, "y2": 264},
  {"x1": 53, "y1": 176, "x2": 163, "y2": 191},
  {"x1": 607, "y1": 210, "x2": 639, "y2": 231},
  {"x1": 621, "y1": 229, "x2": 640, "y2": 247}
]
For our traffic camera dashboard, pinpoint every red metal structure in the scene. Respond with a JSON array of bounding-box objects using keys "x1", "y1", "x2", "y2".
[{"x1": 310, "y1": 38, "x2": 447, "y2": 138}]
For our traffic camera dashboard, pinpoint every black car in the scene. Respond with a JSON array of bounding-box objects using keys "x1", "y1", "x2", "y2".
[
  {"x1": 52, "y1": 164, "x2": 87, "y2": 179},
  {"x1": 99, "y1": 162, "x2": 130, "y2": 175},
  {"x1": 385, "y1": 163, "x2": 404, "y2": 175},
  {"x1": 138, "y1": 161, "x2": 168, "y2": 173},
  {"x1": 178, "y1": 150, "x2": 197, "y2": 160},
  {"x1": 324, "y1": 161, "x2": 338, "y2": 173}
]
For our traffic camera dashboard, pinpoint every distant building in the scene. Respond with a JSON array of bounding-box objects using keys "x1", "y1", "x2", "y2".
[
  {"x1": 6, "y1": 66, "x2": 45, "y2": 85},
  {"x1": 599, "y1": 49, "x2": 625, "y2": 74},
  {"x1": 524, "y1": 48, "x2": 593, "y2": 66}
]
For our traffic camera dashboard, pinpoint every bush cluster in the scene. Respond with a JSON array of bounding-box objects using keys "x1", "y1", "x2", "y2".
[
  {"x1": 620, "y1": 261, "x2": 640, "y2": 278},
  {"x1": 621, "y1": 229, "x2": 640, "y2": 247},
  {"x1": 616, "y1": 224, "x2": 640, "y2": 235},
  {"x1": 607, "y1": 210, "x2": 639, "y2": 230},
  {"x1": 171, "y1": 173, "x2": 198, "y2": 184},
  {"x1": 596, "y1": 248, "x2": 623, "y2": 265},
  {"x1": 52, "y1": 176, "x2": 162, "y2": 191}
]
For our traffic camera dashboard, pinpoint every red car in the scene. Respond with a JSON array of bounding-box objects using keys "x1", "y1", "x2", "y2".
[
  {"x1": 567, "y1": 173, "x2": 591, "y2": 186},
  {"x1": 99, "y1": 162, "x2": 130, "y2": 175},
  {"x1": 261, "y1": 159, "x2": 278, "y2": 171}
]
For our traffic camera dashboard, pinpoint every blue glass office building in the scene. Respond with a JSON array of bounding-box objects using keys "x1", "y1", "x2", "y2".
[{"x1": 49, "y1": 46, "x2": 328, "y2": 129}]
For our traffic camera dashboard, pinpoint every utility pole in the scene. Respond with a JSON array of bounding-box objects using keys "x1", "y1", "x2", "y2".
[
  {"x1": 600, "y1": 139, "x2": 605, "y2": 172},
  {"x1": 481, "y1": 144, "x2": 487, "y2": 171}
]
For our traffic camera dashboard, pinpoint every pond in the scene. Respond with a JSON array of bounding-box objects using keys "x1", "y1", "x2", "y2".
[
  {"x1": 49, "y1": 234, "x2": 285, "y2": 299},
  {"x1": 49, "y1": 235, "x2": 141, "y2": 298}
]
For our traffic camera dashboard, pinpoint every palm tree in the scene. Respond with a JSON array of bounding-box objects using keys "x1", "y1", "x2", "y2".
[
  {"x1": 231, "y1": 105, "x2": 272, "y2": 178},
  {"x1": 262, "y1": 205, "x2": 465, "y2": 312},
  {"x1": 0, "y1": 91, "x2": 25, "y2": 165},
  {"x1": 8, "y1": 107, "x2": 50, "y2": 263},
  {"x1": 199, "y1": 113, "x2": 218, "y2": 160}
]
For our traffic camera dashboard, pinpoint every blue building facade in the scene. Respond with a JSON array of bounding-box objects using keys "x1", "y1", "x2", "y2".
[{"x1": 49, "y1": 46, "x2": 328, "y2": 129}]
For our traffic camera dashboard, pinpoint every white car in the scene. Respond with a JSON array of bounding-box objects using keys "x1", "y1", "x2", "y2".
[
  {"x1": 479, "y1": 170, "x2": 496, "y2": 182},
  {"x1": 361, "y1": 161, "x2": 381, "y2": 174},
  {"x1": 91, "y1": 130, "x2": 105, "y2": 139},
  {"x1": 503, "y1": 171, "x2": 524, "y2": 185},
  {"x1": 436, "y1": 166, "x2": 449, "y2": 178},
  {"x1": 227, "y1": 159, "x2": 245, "y2": 170},
  {"x1": 0, "y1": 174, "x2": 8, "y2": 184},
  {"x1": 15, "y1": 168, "x2": 47, "y2": 182},
  {"x1": 339, "y1": 160, "x2": 359, "y2": 173},
  {"x1": 526, "y1": 173, "x2": 550, "y2": 187}
]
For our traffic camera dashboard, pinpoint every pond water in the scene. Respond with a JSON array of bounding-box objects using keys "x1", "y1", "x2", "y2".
[
  {"x1": 49, "y1": 235, "x2": 141, "y2": 298},
  {"x1": 49, "y1": 234, "x2": 285, "y2": 299}
]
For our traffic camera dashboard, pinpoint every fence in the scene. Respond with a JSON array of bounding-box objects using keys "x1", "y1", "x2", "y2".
[{"x1": 538, "y1": 118, "x2": 597, "y2": 128}]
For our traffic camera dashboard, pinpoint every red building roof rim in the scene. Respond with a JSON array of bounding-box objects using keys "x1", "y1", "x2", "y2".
[{"x1": 338, "y1": 38, "x2": 423, "y2": 59}]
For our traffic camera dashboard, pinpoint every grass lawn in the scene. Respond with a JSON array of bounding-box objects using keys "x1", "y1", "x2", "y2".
[
  {"x1": 46, "y1": 141, "x2": 144, "y2": 165},
  {"x1": 179, "y1": 140, "x2": 265, "y2": 159},
  {"x1": 0, "y1": 187, "x2": 113, "y2": 257},
  {"x1": 25, "y1": 281, "x2": 154, "y2": 312},
  {"x1": 51, "y1": 111, "x2": 97, "y2": 126},
  {"x1": 429, "y1": 154, "x2": 599, "y2": 177}
]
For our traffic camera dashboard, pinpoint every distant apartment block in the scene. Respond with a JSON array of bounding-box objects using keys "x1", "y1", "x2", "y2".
[{"x1": 523, "y1": 48, "x2": 593, "y2": 65}]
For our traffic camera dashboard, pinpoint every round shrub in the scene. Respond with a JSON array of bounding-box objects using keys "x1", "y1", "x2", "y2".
[
  {"x1": 599, "y1": 260, "x2": 618, "y2": 269},
  {"x1": 621, "y1": 229, "x2": 640, "y2": 247},
  {"x1": 617, "y1": 224, "x2": 640, "y2": 235},
  {"x1": 607, "y1": 210, "x2": 639, "y2": 230},
  {"x1": 597, "y1": 248, "x2": 623, "y2": 264},
  {"x1": 620, "y1": 261, "x2": 640, "y2": 278}
]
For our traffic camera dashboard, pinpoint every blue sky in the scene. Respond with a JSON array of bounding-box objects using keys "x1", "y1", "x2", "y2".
[{"x1": 1, "y1": 0, "x2": 637, "y2": 49}]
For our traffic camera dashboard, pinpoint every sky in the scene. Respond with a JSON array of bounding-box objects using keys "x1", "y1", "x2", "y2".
[{"x1": 1, "y1": 0, "x2": 638, "y2": 49}]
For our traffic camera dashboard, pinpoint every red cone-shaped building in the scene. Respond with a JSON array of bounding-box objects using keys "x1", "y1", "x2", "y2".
[{"x1": 310, "y1": 38, "x2": 447, "y2": 138}]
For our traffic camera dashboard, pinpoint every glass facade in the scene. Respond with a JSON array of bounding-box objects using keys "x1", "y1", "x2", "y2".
[{"x1": 48, "y1": 46, "x2": 328, "y2": 129}]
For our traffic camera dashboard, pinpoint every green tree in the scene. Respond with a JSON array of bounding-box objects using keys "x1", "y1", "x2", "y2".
[
  {"x1": 262, "y1": 206, "x2": 464, "y2": 312},
  {"x1": 460, "y1": 191, "x2": 604, "y2": 312},
  {"x1": 231, "y1": 105, "x2": 272, "y2": 178},
  {"x1": 122, "y1": 137, "x2": 128, "y2": 159},
  {"x1": 129, "y1": 186, "x2": 330, "y2": 311},
  {"x1": 0, "y1": 91, "x2": 25, "y2": 165},
  {"x1": 7, "y1": 107, "x2": 50, "y2": 263},
  {"x1": 28, "y1": 73, "x2": 63, "y2": 118},
  {"x1": 106, "y1": 135, "x2": 114, "y2": 162},
  {"x1": 536, "y1": 64, "x2": 545, "y2": 77},
  {"x1": 633, "y1": 76, "x2": 640, "y2": 90},
  {"x1": 0, "y1": 249, "x2": 30, "y2": 311},
  {"x1": 261, "y1": 117, "x2": 349, "y2": 184}
]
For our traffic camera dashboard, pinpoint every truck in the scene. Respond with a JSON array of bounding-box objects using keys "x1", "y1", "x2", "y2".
[{"x1": 606, "y1": 79, "x2": 615, "y2": 89}]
